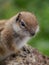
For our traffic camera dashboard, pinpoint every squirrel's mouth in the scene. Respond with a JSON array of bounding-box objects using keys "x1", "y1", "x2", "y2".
[
  {"x1": 30, "y1": 32, "x2": 35, "y2": 36},
  {"x1": 30, "y1": 25, "x2": 39, "y2": 37}
]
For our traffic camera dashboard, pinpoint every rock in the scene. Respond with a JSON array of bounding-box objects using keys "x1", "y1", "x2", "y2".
[{"x1": 1, "y1": 45, "x2": 49, "y2": 65}]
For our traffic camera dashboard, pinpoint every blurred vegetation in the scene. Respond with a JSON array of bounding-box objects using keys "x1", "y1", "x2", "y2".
[{"x1": 0, "y1": 0, "x2": 49, "y2": 56}]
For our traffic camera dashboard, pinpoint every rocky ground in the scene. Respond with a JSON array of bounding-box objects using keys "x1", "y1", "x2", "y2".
[{"x1": 1, "y1": 45, "x2": 49, "y2": 65}]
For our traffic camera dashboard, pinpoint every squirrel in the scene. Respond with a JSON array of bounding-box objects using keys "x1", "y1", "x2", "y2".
[{"x1": 0, "y1": 11, "x2": 39, "y2": 62}]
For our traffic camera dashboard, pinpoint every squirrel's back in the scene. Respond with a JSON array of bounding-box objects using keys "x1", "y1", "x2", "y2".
[{"x1": 0, "y1": 20, "x2": 7, "y2": 31}]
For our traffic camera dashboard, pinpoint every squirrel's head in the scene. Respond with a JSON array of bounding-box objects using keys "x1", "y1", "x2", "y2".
[{"x1": 12, "y1": 11, "x2": 39, "y2": 37}]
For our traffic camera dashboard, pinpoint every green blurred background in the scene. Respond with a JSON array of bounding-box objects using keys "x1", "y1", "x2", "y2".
[{"x1": 0, "y1": 0, "x2": 49, "y2": 56}]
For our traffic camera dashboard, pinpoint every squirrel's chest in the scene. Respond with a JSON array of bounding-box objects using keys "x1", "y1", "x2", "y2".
[{"x1": 13, "y1": 36, "x2": 30, "y2": 49}]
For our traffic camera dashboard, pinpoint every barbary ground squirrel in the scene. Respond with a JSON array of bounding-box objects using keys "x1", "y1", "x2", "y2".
[{"x1": 0, "y1": 11, "x2": 39, "y2": 62}]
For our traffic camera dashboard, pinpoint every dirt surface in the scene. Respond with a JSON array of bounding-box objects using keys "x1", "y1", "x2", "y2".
[{"x1": 1, "y1": 45, "x2": 49, "y2": 65}]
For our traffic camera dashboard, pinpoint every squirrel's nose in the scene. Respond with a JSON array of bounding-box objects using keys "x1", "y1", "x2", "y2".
[{"x1": 30, "y1": 31, "x2": 35, "y2": 36}]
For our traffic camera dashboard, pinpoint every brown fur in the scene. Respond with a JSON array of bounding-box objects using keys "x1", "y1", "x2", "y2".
[{"x1": 0, "y1": 20, "x2": 7, "y2": 31}]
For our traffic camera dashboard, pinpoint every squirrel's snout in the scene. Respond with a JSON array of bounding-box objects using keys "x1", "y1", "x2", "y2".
[
  {"x1": 30, "y1": 30, "x2": 35, "y2": 36},
  {"x1": 31, "y1": 32, "x2": 35, "y2": 36}
]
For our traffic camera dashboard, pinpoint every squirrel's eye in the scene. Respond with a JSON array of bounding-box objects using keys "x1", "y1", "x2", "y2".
[{"x1": 21, "y1": 21, "x2": 25, "y2": 26}]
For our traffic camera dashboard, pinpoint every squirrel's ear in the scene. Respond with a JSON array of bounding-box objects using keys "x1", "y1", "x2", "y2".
[{"x1": 16, "y1": 13, "x2": 21, "y2": 22}]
